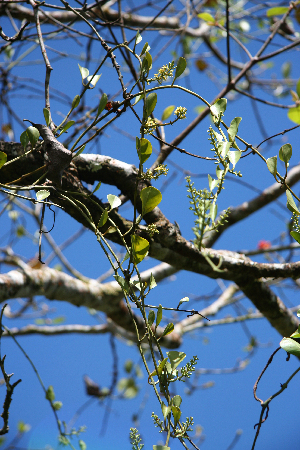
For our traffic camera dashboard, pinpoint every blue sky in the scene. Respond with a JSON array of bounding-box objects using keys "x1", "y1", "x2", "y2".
[{"x1": 1, "y1": 2, "x2": 300, "y2": 449}]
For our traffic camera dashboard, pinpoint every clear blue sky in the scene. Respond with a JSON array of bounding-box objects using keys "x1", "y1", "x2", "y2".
[{"x1": 1, "y1": 2, "x2": 300, "y2": 449}]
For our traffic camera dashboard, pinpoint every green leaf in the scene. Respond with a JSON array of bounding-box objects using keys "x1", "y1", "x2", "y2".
[
  {"x1": 279, "y1": 143, "x2": 292, "y2": 164},
  {"x1": 145, "y1": 51, "x2": 152, "y2": 71},
  {"x1": 173, "y1": 56, "x2": 186, "y2": 82},
  {"x1": 167, "y1": 351, "x2": 186, "y2": 369},
  {"x1": 149, "y1": 273, "x2": 157, "y2": 290},
  {"x1": 20, "y1": 130, "x2": 29, "y2": 149},
  {"x1": 138, "y1": 138, "x2": 152, "y2": 164},
  {"x1": 72, "y1": 95, "x2": 80, "y2": 109},
  {"x1": 135, "y1": 31, "x2": 142, "y2": 45},
  {"x1": 46, "y1": 385, "x2": 55, "y2": 402},
  {"x1": 124, "y1": 359, "x2": 133, "y2": 373},
  {"x1": 133, "y1": 93, "x2": 144, "y2": 106},
  {"x1": 209, "y1": 202, "x2": 217, "y2": 222},
  {"x1": 161, "y1": 402, "x2": 172, "y2": 420},
  {"x1": 290, "y1": 330, "x2": 300, "y2": 339},
  {"x1": 145, "y1": 92, "x2": 157, "y2": 117},
  {"x1": 172, "y1": 395, "x2": 182, "y2": 407},
  {"x1": 288, "y1": 106, "x2": 300, "y2": 124},
  {"x1": 26, "y1": 126, "x2": 40, "y2": 147},
  {"x1": 208, "y1": 174, "x2": 219, "y2": 191},
  {"x1": 148, "y1": 310, "x2": 155, "y2": 327},
  {"x1": 131, "y1": 235, "x2": 149, "y2": 264},
  {"x1": 266, "y1": 156, "x2": 277, "y2": 176},
  {"x1": 43, "y1": 108, "x2": 51, "y2": 126},
  {"x1": 107, "y1": 194, "x2": 121, "y2": 210},
  {"x1": 172, "y1": 405, "x2": 181, "y2": 427},
  {"x1": 79, "y1": 440, "x2": 86, "y2": 450},
  {"x1": 290, "y1": 231, "x2": 300, "y2": 244},
  {"x1": 198, "y1": 12, "x2": 215, "y2": 23},
  {"x1": 266, "y1": 6, "x2": 289, "y2": 17},
  {"x1": 97, "y1": 93, "x2": 108, "y2": 117},
  {"x1": 282, "y1": 61, "x2": 291, "y2": 79},
  {"x1": 153, "y1": 446, "x2": 170, "y2": 450},
  {"x1": 0, "y1": 151, "x2": 7, "y2": 169},
  {"x1": 218, "y1": 142, "x2": 230, "y2": 158},
  {"x1": 91, "y1": 181, "x2": 101, "y2": 195},
  {"x1": 17, "y1": 421, "x2": 30, "y2": 433},
  {"x1": 87, "y1": 74, "x2": 101, "y2": 87},
  {"x1": 36, "y1": 190, "x2": 50, "y2": 201},
  {"x1": 140, "y1": 186, "x2": 162, "y2": 215},
  {"x1": 161, "y1": 105, "x2": 175, "y2": 121},
  {"x1": 73, "y1": 144, "x2": 86, "y2": 158},
  {"x1": 78, "y1": 64, "x2": 89, "y2": 81},
  {"x1": 60, "y1": 120, "x2": 75, "y2": 134},
  {"x1": 210, "y1": 98, "x2": 227, "y2": 117},
  {"x1": 53, "y1": 401, "x2": 63, "y2": 411},
  {"x1": 156, "y1": 304, "x2": 163, "y2": 327},
  {"x1": 228, "y1": 150, "x2": 241, "y2": 169},
  {"x1": 280, "y1": 337, "x2": 300, "y2": 357},
  {"x1": 161, "y1": 322, "x2": 174, "y2": 337},
  {"x1": 98, "y1": 209, "x2": 108, "y2": 228},
  {"x1": 228, "y1": 117, "x2": 242, "y2": 140},
  {"x1": 296, "y1": 79, "x2": 300, "y2": 98},
  {"x1": 286, "y1": 190, "x2": 300, "y2": 215},
  {"x1": 140, "y1": 42, "x2": 150, "y2": 57}
]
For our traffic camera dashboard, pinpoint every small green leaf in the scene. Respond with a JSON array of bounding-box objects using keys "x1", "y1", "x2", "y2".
[
  {"x1": 286, "y1": 190, "x2": 300, "y2": 215},
  {"x1": 148, "y1": 310, "x2": 155, "y2": 327},
  {"x1": 282, "y1": 61, "x2": 291, "y2": 79},
  {"x1": 266, "y1": 6, "x2": 289, "y2": 17},
  {"x1": 131, "y1": 235, "x2": 149, "y2": 264},
  {"x1": 172, "y1": 405, "x2": 181, "y2": 427},
  {"x1": 133, "y1": 93, "x2": 144, "y2": 106},
  {"x1": 78, "y1": 64, "x2": 89, "y2": 81},
  {"x1": 228, "y1": 117, "x2": 242, "y2": 140},
  {"x1": 26, "y1": 126, "x2": 40, "y2": 147},
  {"x1": 161, "y1": 402, "x2": 172, "y2": 420},
  {"x1": 73, "y1": 144, "x2": 86, "y2": 158},
  {"x1": 135, "y1": 31, "x2": 142, "y2": 45},
  {"x1": 161, "y1": 322, "x2": 174, "y2": 337},
  {"x1": 91, "y1": 181, "x2": 101, "y2": 195},
  {"x1": 296, "y1": 79, "x2": 300, "y2": 98},
  {"x1": 290, "y1": 231, "x2": 300, "y2": 244},
  {"x1": 266, "y1": 156, "x2": 277, "y2": 176},
  {"x1": 79, "y1": 440, "x2": 86, "y2": 450},
  {"x1": 145, "y1": 92, "x2": 157, "y2": 117},
  {"x1": 228, "y1": 150, "x2": 241, "y2": 169},
  {"x1": 167, "y1": 351, "x2": 186, "y2": 369},
  {"x1": 210, "y1": 98, "x2": 227, "y2": 117},
  {"x1": 17, "y1": 421, "x2": 30, "y2": 433},
  {"x1": 156, "y1": 304, "x2": 163, "y2": 327},
  {"x1": 45, "y1": 385, "x2": 55, "y2": 402},
  {"x1": 174, "y1": 56, "x2": 187, "y2": 82},
  {"x1": 198, "y1": 12, "x2": 215, "y2": 23},
  {"x1": 138, "y1": 138, "x2": 152, "y2": 164},
  {"x1": 113, "y1": 275, "x2": 129, "y2": 293},
  {"x1": 279, "y1": 143, "x2": 292, "y2": 164},
  {"x1": 36, "y1": 190, "x2": 50, "y2": 201},
  {"x1": 161, "y1": 105, "x2": 175, "y2": 121},
  {"x1": 290, "y1": 330, "x2": 300, "y2": 339},
  {"x1": 280, "y1": 337, "x2": 300, "y2": 357},
  {"x1": 140, "y1": 186, "x2": 162, "y2": 215},
  {"x1": 72, "y1": 95, "x2": 80, "y2": 109},
  {"x1": 98, "y1": 209, "x2": 108, "y2": 228},
  {"x1": 53, "y1": 401, "x2": 63, "y2": 411},
  {"x1": 97, "y1": 93, "x2": 108, "y2": 117},
  {"x1": 288, "y1": 106, "x2": 300, "y2": 124},
  {"x1": 145, "y1": 51, "x2": 152, "y2": 70},
  {"x1": 149, "y1": 273, "x2": 157, "y2": 290},
  {"x1": 140, "y1": 42, "x2": 150, "y2": 57},
  {"x1": 153, "y1": 446, "x2": 170, "y2": 450},
  {"x1": 218, "y1": 142, "x2": 230, "y2": 158},
  {"x1": 209, "y1": 202, "x2": 217, "y2": 222},
  {"x1": 0, "y1": 151, "x2": 7, "y2": 169},
  {"x1": 172, "y1": 395, "x2": 182, "y2": 407},
  {"x1": 87, "y1": 74, "x2": 102, "y2": 87},
  {"x1": 60, "y1": 121, "x2": 75, "y2": 134},
  {"x1": 208, "y1": 174, "x2": 219, "y2": 191},
  {"x1": 20, "y1": 130, "x2": 29, "y2": 149},
  {"x1": 43, "y1": 108, "x2": 51, "y2": 126},
  {"x1": 107, "y1": 194, "x2": 121, "y2": 210}
]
